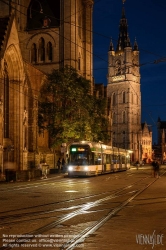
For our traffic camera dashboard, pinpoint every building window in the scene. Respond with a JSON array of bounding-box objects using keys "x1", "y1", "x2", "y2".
[
  {"x1": 47, "y1": 42, "x2": 52, "y2": 61},
  {"x1": 78, "y1": 15, "x2": 82, "y2": 38},
  {"x1": 122, "y1": 91, "x2": 126, "y2": 103},
  {"x1": 39, "y1": 37, "x2": 45, "y2": 62},
  {"x1": 31, "y1": 43, "x2": 37, "y2": 63},
  {"x1": 112, "y1": 93, "x2": 116, "y2": 106},
  {"x1": 4, "y1": 72, "x2": 9, "y2": 138},
  {"x1": 136, "y1": 95, "x2": 138, "y2": 105}
]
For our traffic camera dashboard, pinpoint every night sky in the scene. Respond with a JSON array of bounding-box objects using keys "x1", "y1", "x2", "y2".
[{"x1": 93, "y1": 0, "x2": 166, "y2": 143}]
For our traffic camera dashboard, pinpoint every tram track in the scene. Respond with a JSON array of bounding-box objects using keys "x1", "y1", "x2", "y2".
[
  {"x1": 0, "y1": 174, "x2": 158, "y2": 250},
  {"x1": 0, "y1": 175, "x2": 148, "y2": 226},
  {"x1": 60, "y1": 178, "x2": 159, "y2": 250},
  {"x1": 1, "y1": 170, "x2": 165, "y2": 250},
  {"x1": 0, "y1": 188, "x2": 139, "y2": 226}
]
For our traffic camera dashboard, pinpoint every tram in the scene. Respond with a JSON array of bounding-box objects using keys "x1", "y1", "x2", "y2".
[{"x1": 66, "y1": 141, "x2": 131, "y2": 177}]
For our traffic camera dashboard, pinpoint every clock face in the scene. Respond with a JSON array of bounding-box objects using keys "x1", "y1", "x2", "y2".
[
  {"x1": 115, "y1": 60, "x2": 121, "y2": 75},
  {"x1": 115, "y1": 60, "x2": 121, "y2": 68}
]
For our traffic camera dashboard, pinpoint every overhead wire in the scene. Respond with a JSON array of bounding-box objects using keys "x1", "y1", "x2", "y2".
[{"x1": 0, "y1": 0, "x2": 165, "y2": 69}]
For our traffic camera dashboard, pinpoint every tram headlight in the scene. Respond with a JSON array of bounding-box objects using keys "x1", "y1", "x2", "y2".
[
  {"x1": 68, "y1": 166, "x2": 73, "y2": 171},
  {"x1": 84, "y1": 166, "x2": 88, "y2": 171}
]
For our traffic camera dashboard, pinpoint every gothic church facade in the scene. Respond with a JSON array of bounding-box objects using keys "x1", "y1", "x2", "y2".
[{"x1": 0, "y1": 0, "x2": 93, "y2": 175}]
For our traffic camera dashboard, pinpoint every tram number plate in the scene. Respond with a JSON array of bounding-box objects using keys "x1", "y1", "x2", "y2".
[{"x1": 76, "y1": 166, "x2": 80, "y2": 171}]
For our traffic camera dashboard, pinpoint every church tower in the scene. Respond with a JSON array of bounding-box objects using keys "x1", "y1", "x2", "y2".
[
  {"x1": 107, "y1": 2, "x2": 141, "y2": 161},
  {"x1": 13, "y1": 0, "x2": 93, "y2": 83}
]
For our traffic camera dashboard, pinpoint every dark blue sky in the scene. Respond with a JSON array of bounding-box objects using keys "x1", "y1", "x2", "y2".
[{"x1": 93, "y1": 0, "x2": 166, "y2": 143}]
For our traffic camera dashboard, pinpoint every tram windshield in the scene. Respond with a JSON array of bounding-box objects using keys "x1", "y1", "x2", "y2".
[{"x1": 69, "y1": 145, "x2": 90, "y2": 165}]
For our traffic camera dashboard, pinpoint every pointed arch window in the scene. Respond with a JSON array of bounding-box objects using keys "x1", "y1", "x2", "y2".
[
  {"x1": 47, "y1": 41, "x2": 52, "y2": 61},
  {"x1": 112, "y1": 93, "x2": 116, "y2": 106},
  {"x1": 78, "y1": 15, "x2": 82, "y2": 38},
  {"x1": 4, "y1": 70, "x2": 9, "y2": 138},
  {"x1": 136, "y1": 95, "x2": 138, "y2": 105},
  {"x1": 122, "y1": 91, "x2": 126, "y2": 103},
  {"x1": 31, "y1": 43, "x2": 37, "y2": 63},
  {"x1": 39, "y1": 37, "x2": 45, "y2": 62}
]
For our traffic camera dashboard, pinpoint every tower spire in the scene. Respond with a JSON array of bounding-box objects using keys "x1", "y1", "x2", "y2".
[{"x1": 116, "y1": 0, "x2": 131, "y2": 53}]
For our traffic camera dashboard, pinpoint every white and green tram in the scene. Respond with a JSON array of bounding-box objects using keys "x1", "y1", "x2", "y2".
[{"x1": 66, "y1": 141, "x2": 131, "y2": 177}]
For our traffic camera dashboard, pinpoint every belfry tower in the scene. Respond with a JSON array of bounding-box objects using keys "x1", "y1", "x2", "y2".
[{"x1": 107, "y1": 2, "x2": 141, "y2": 161}]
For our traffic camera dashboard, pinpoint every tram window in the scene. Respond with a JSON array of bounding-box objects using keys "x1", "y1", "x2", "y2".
[
  {"x1": 112, "y1": 154, "x2": 118, "y2": 163},
  {"x1": 122, "y1": 155, "x2": 125, "y2": 164},
  {"x1": 94, "y1": 153, "x2": 101, "y2": 164}
]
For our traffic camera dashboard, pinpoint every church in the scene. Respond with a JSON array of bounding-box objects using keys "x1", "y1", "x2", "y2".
[{"x1": 0, "y1": 0, "x2": 93, "y2": 177}]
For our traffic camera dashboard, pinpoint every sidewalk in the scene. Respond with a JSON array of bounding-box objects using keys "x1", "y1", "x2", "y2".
[{"x1": 0, "y1": 170, "x2": 65, "y2": 184}]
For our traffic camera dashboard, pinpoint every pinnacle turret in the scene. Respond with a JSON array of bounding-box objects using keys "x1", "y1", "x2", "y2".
[
  {"x1": 109, "y1": 39, "x2": 114, "y2": 51},
  {"x1": 133, "y1": 38, "x2": 139, "y2": 51}
]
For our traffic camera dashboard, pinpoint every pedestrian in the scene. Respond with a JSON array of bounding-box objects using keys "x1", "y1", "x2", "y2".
[
  {"x1": 41, "y1": 163, "x2": 48, "y2": 179},
  {"x1": 62, "y1": 158, "x2": 66, "y2": 172},
  {"x1": 136, "y1": 160, "x2": 139, "y2": 170},
  {"x1": 57, "y1": 158, "x2": 61, "y2": 172},
  {"x1": 152, "y1": 160, "x2": 156, "y2": 177},
  {"x1": 155, "y1": 161, "x2": 160, "y2": 178},
  {"x1": 38, "y1": 162, "x2": 42, "y2": 177}
]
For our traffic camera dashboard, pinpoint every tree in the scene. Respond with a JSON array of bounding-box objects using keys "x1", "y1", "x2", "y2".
[{"x1": 38, "y1": 65, "x2": 109, "y2": 146}]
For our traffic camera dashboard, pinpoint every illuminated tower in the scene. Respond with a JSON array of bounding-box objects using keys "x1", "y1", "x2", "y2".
[{"x1": 107, "y1": 2, "x2": 141, "y2": 161}]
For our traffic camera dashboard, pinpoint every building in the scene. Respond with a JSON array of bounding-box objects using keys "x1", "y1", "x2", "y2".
[
  {"x1": 107, "y1": 4, "x2": 142, "y2": 162},
  {"x1": 156, "y1": 117, "x2": 166, "y2": 161},
  {"x1": 141, "y1": 122, "x2": 152, "y2": 163},
  {"x1": 0, "y1": 0, "x2": 94, "y2": 177}
]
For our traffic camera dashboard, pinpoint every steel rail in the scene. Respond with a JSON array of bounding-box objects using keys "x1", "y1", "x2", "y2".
[
  {"x1": 0, "y1": 176, "x2": 148, "y2": 225},
  {"x1": 0, "y1": 176, "x2": 150, "y2": 250},
  {"x1": 60, "y1": 171, "x2": 166, "y2": 250}
]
